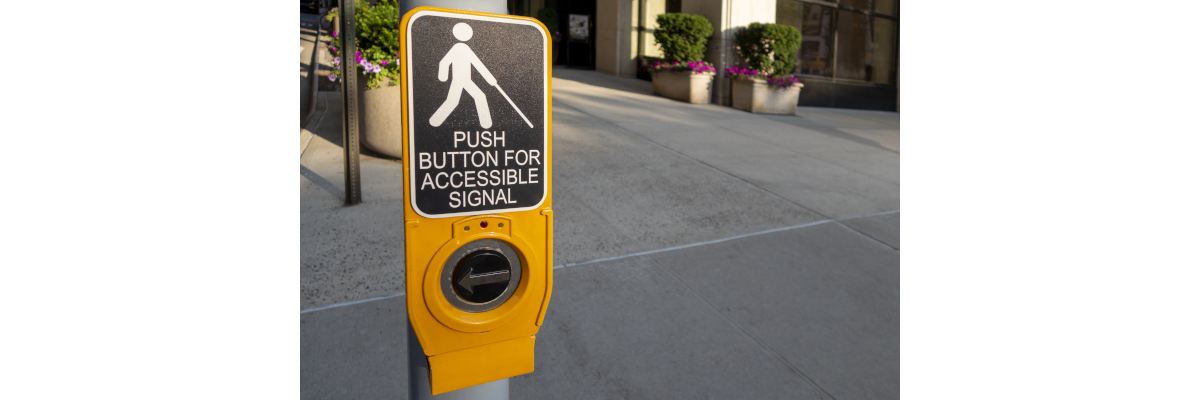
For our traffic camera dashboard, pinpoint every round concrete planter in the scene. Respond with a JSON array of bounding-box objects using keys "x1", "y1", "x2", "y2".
[
  {"x1": 355, "y1": 76, "x2": 403, "y2": 159},
  {"x1": 730, "y1": 78, "x2": 802, "y2": 114},
  {"x1": 652, "y1": 70, "x2": 714, "y2": 104}
]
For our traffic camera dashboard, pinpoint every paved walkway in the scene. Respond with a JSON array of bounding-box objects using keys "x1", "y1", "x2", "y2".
[{"x1": 301, "y1": 67, "x2": 899, "y2": 399}]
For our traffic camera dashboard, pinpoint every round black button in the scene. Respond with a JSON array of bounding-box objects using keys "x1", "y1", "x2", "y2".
[{"x1": 452, "y1": 249, "x2": 512, "y2": 304}]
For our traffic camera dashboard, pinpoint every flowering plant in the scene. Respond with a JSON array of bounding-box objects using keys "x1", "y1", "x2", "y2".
[
  {"x1": 725, "y1": 66, "x2": 762, "y2": 80},
  {"x1": 726, "y1": 66, "x2": 802, "y2": 89},
  {"x1": 652, "y1": 60, "x2": 716, "y2": 75},
  {"x1": 553, "y1": 31, "x2": 561, "y2": 41},
  {"x1": 324, "y1": 0, "x2": 400, "y2": 89},
  {"x1": 767, "y1": 74, "x2": 803, "y2": 89}
]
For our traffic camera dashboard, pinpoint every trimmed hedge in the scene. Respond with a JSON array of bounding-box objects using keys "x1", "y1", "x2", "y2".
[
  {"x1": 734, "y1": 22, "x2": 802, "y2": 75},
  {"x1": 653, "y1": 13, "x2": 714, "y2": 62}
]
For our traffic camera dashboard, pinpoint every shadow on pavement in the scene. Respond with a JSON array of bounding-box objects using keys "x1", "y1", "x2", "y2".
[
  {"x1": 552, "y1": 67, "x2": 654, "y2": 98},
  {"x1": 306, "y1": 90, "x2": 402, "y2": 162},
  {"x1": 763, "y1": 114, "x2": 899, "y2": 155},
  {"x1": 301, "y1": 164, "x2": 343, "y2": 201}
]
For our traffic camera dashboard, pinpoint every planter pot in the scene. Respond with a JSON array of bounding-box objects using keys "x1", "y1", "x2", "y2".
[
  {"x1": 355, "y1": 76, "x2": 404, "y2": 159},
  {"x1": 730, "y1": 78, "x2": 802, "y2": 114},
  {"x1": 652, "y1": 71, "x2": 714, "y2": 104}
]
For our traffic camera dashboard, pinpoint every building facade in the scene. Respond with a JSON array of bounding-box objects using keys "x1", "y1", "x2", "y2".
[{"x1": 508, "y1": 0, "x2": 898, "y2": 112}]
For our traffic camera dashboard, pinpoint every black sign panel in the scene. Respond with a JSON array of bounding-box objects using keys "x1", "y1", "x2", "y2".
[{"x1": 405, "y1": 10, "x2": 548, "y2": 218}]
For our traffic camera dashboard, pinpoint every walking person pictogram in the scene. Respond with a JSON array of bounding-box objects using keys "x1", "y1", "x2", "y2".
[{"x1": 429, "y1": 23, "x2": 534, "y2": 129}]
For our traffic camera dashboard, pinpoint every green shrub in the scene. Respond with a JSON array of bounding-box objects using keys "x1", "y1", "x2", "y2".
[
  {"x1": 653, "y1": 13, "x2": 714, "y2": 62},
  {"x1": 323, "y1": 0, "x2": 400, "y2": 89},
  {"x1": 536, "y1": 8, "x2": 559, "y2": 35},
  {"x1": 733, "y1": 22, "x2": 802, "y2": 76}
]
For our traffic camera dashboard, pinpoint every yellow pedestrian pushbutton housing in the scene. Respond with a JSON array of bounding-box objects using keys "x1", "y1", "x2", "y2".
[{"x1": 399, "y1": 7, "x2": 554, "y2": 395}]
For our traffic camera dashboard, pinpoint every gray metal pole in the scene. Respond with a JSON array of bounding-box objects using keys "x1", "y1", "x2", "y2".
[
  {"x1": 400, "y1": 3, "x2": 509, "y2": 399},
  {"x1": 398, "y1": 0, "x2": 506, "y2": 14},
  {"x1": 338, "y1": 0, "x2": 362, "y2": 206}
]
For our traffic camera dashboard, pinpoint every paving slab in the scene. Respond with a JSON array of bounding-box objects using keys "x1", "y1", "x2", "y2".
[
  {"x1": 513, "y1": 255, "x2": 828, "y2": 399},
  {"x1": 648, "y1": 222, "x2": 899, "y2": 400},
  {"x1": 707, "y1": 151, "x2": 898, "y2": 219},
  {"x1": 602, "y1": 119, "x2": 897, "y2": 218},
  {"x1": 708, "y1": 118, "x2": 888, "y2": 155},
  {"x1": 552, "y1": 70, "x2": 899, "y2": 219},
  {"x1": 301, "y1": 294, "x2": 408, "y2": 400},
  {"x1": 300, "y1": 199, "x2": 406, "y2": 309},
  {"x1": 301, "y1": 91, "x2": 408, "y2": 310},
  {"x1": 551, "y1": 101, "x2": 823, "y2": 265},
  {"x1": 300, "y1": 221, "x2": 897, "y2": 400},
  {"x1": 552, "y1": 70, "x2": 761, "y2": 125},
  {"x1": 788, "y1": 107, "x2": 900, "y2": 130},
  {"x1": 805, "y1": 150, "x2": 900, "y2": 186}
]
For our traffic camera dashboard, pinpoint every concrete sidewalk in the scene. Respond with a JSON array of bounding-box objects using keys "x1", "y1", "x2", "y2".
[{"x1": 301, "y1": 67, "x2": 899, "y2": 399}]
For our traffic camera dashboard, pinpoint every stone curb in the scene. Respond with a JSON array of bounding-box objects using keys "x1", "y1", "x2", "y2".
[{"x1": 301, "y1": 11, "x2": 327, "y2": 158}]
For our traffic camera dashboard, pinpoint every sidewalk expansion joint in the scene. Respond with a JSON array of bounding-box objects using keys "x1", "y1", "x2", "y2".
[
  {"x1": 833, "y1": 220, "x2": 898, "y2": 252},
  {"x1": 554, "y1": 219, "x2": 835, "y2": 270},
  {"x1": 299, "y1": 209, "x2": 898, "y2": 314},
  {"x1": 833, "y1": 209, "x2": 899, "y2": 251},
  {"x1": 301, "y1": 291, "x2": 405, "y2": 315}
]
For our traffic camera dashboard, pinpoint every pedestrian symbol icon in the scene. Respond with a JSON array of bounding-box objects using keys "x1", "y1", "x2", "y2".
[
  {"x1": 405, "y1": 10, "x2": 547, "y2": 218},
  {"x1": 429, "y1": 23, "x2": 534, "y2": 129}
]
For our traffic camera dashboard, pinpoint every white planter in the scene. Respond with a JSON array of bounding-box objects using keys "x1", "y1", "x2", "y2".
[
  {"x1": 652, "y1": 71, "x2": 715, "y2": 104},
  {"x1": 355, "y1": 76, "x2": 403, "y2": 159},
  {"x1": 730, "y1": 78, "x2": 802, "y2": 114}
]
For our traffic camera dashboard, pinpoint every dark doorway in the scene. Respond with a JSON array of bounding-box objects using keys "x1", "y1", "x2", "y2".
[{"x1": 548, "y1": 0, "x2": 595, "y2": 69}]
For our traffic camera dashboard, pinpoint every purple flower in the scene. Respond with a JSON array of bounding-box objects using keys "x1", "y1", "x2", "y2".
[
  {"x1": 332, "y1": 31, "x2": 338, "y2": 39},
  {"x1": 381, "y1": 60, "x2": 388, "y2": 66},
  {"x1": 332, "y1": 56, "x2": 340, "y2": 65},
  {"x1": 329, "y1": 74, "x2": 337, "y2": 82},
  {"x1": 356, "y1": 50, "x2": 361, "y2": 57}
]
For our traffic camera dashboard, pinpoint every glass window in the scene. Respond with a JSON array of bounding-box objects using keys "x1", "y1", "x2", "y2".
[
  {"x1": 841, "y1": 0, "x2": 870, "y2": 10},
  {"x1": 871, "y1": 17, "x2": 896, "y2": 84},
  {"x1": 778, "y1": 1, "x2": 836, "y2": 77},
  {"x1": 875, "y1": 0, "x2": 898, "y2": 17},
  {"x1": 840, "y1": 0, "x2": 896, "y2": 15},
  {"x1": 835, "y1": 10, "x2": 870, "y2": 81},
  {"x1": 834, "y1": 10, "x2": 897, "y2": 84}
]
